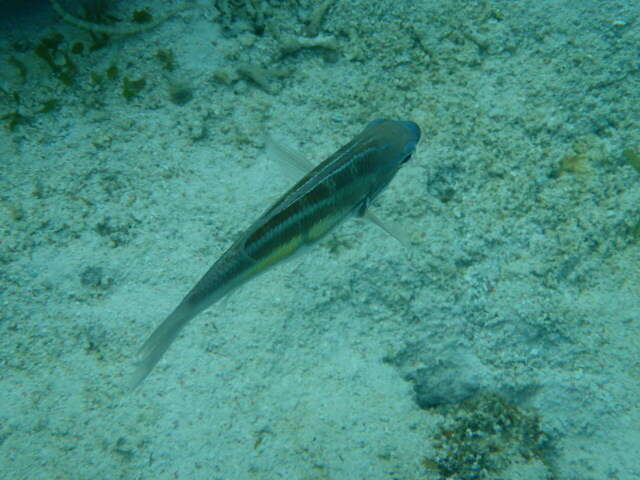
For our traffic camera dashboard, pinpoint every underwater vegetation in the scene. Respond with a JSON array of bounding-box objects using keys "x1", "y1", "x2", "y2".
[
  {"x1": 155, "y1": 48, "x2": 176, "y2": 72},
  {"x1": 1, "y1": 1, "x2": 203, "y2": 132},
  {"x1": 423, "y1": 394, "x2": 553, "y2": 479},
  {"x1": 49, "y1": 0, "x2": 194, "y2": 36},
  {"x1": 167, "y1": 82, "x2": 194, "y2": 106},
  {"x1": 121, "y1": 77, "x2": 146, "y2": 102},
  {"x1": 0, "y1": 89, "x2": 62, "y2": 131},
  {"x1": 8, "y1": 55, "x2": 27, "y2": 80},
  {"x1": 33, "y1": 32, "x2": 77, "y2": 86},
  {"x1": 623, "y1": 146, "x2": 640, "y2": 171},
  {"x1": 2, "y1": 0, "x2": 343, "y2": 133},
  {"x1": 0, "y1": 110, "x2": 28, "y2": 132}
]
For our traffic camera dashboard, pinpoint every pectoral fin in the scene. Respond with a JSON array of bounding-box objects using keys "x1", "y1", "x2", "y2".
[{"x1": 364, "y1": 210, "x2": 411, "y2": 248}]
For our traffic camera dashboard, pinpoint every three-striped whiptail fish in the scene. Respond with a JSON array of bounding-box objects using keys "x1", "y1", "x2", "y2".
[{"x1": 131, "y1": 118, "x2": 421, "y2": 388}]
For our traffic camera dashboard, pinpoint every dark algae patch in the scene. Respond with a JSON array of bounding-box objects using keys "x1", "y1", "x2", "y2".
[
  {"x1": 623, "y1": 146, "x2": 640, "y2": 172},
  {"x1": 34, "y1": 33, "x2": 78, "y2": 86},
  {"x1": 122, "y1": 77, "x2": 146, "y2": 101},
  {"x1": 132, "y1": 9, "x2": 153, "y2": 24},
  {"x1": 155, "y1": 48, "x2": 176, "y2": 71},
  {"x1": 424, "y1": 394, "x2": 554, "y2": 479}
]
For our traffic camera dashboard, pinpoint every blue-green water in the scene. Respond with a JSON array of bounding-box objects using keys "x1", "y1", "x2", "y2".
[{"x1": 1, "y1": 1, "x2": 638, "y2": 479}]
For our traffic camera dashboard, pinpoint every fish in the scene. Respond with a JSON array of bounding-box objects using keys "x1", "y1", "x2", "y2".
[{"x1": 130, "y1": 118, "x2": 421, "y2": 388}]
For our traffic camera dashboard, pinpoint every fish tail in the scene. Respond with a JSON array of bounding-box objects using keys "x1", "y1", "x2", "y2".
[{"x1": 128, "y1": 303, "x2": 197, "y2": 390}]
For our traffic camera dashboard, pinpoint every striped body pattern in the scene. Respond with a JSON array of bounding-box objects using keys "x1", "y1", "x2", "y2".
[{"x1": 131, "y1": 119, "x2": 421, "y2": 388}]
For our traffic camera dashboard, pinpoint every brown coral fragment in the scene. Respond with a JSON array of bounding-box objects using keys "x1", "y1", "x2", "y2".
[
  {"x1": 236, "y1": 65, "x2": 290, "y2": 93},
  {"x1": 278, "y1": 34, "x2": 339, "y2": 57}
]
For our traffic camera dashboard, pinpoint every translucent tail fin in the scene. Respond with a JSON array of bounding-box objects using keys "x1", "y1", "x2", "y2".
[{"x1": 128, "y1": 303, "x2": 196, "y2": 390}]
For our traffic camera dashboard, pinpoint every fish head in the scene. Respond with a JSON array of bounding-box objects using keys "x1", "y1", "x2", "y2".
[
  {"x1": 363, "y1": 118, "x2": 421, "y2": 170},
  {"x1": 347, "y1": 118, "x2": 421, "y2": 208}
]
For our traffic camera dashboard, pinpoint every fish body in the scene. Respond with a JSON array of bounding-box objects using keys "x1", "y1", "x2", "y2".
[{"x1": 131, "y1": 118, "x2": 421, "y2": 388}]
